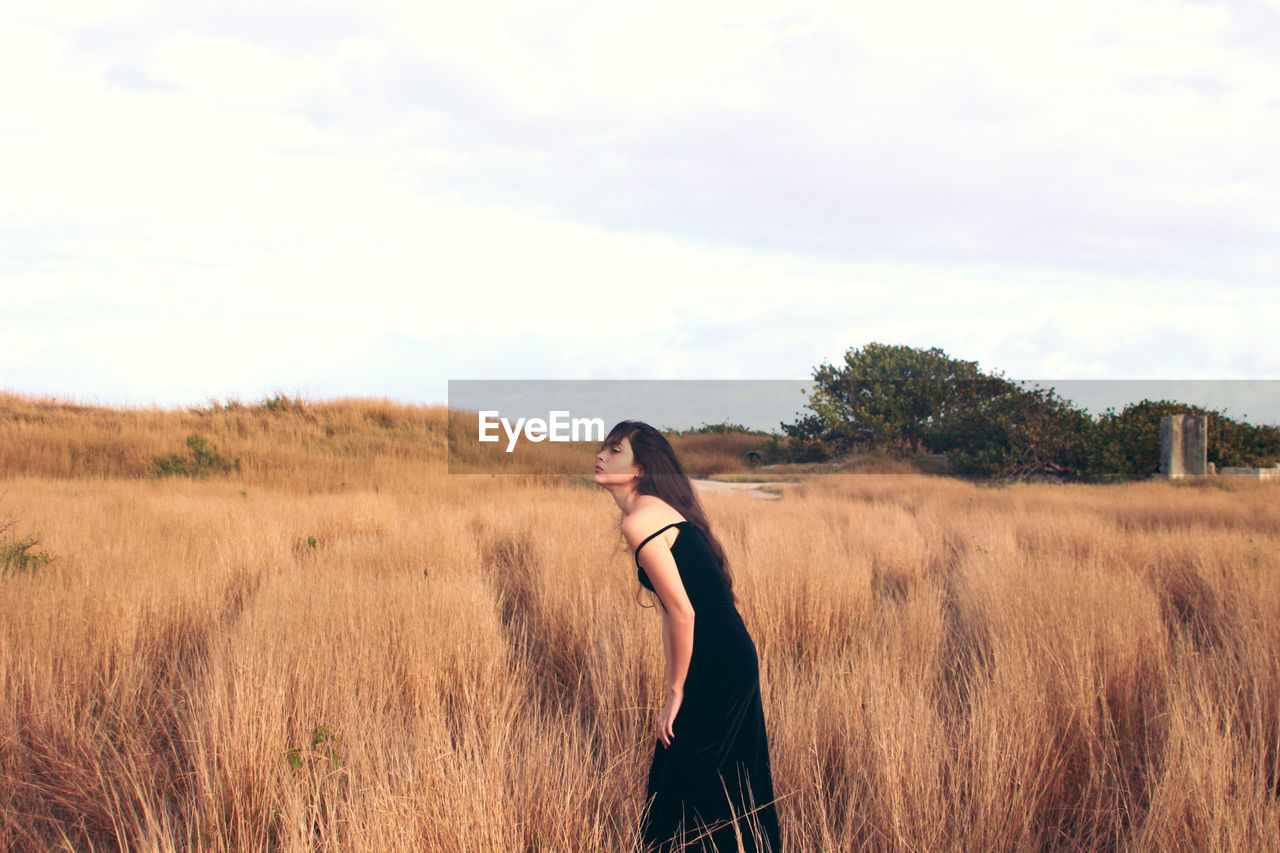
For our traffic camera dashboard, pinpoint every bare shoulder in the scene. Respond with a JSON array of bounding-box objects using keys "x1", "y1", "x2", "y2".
[
  {"x1": 619, "y1": 511, "x2": 659, "y2": 549},
  {"x1": 621, "y1": 499, "x2": 685, "y2": 549}
]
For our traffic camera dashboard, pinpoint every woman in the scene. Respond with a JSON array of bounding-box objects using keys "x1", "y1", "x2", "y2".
[{"x1": 595, "y1": 420, "x2": 782, "y2": 853}]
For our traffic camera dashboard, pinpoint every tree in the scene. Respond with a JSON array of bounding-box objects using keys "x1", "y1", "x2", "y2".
[
  {"x1": 928, "y1": 384, "x2": 1094, "y2": 480},
  {"x1": 1091, "y1": 399, "x2": 1280, "y2": 477},
  {"x1": 782, "y1": 343, "x2": 1008, "y2": 454},
  {"x1": 781, "y1": 343, "x2": 1280, "y2": 479}
]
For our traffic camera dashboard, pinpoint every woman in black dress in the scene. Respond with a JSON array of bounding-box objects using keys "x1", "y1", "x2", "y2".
[{"x1": 594, "y1": 420, "x2": 781, "y2": 853}]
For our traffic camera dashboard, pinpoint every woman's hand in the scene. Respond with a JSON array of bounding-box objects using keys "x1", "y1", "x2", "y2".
[{"x1": 657, "y1": 687, "x2": 683, "y2": 748}]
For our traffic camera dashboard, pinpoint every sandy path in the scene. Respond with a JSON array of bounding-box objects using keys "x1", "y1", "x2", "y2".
[{"x1": 690, "y1": 479, "x2": 798, "y2": 500}]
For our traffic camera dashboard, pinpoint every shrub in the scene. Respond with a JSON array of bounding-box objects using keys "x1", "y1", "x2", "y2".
[
  {"x1": 1091, "y1": 400, "x2": 1280, "y2": 477},
  {"x1": 1, "y1": 521, "x2": 54, "y2": 578},
  {"x1": 152, "y1": 432, "x2": 239, "y2": 478},
  {"x1": 259, "y1": 394, "x2": 309, "y2": 414},
  {"x1": 758, "y1": 435, "x2": 830, "y2": 464},
  {"x1": 928, "y1": 385, "x2": 1094, "y2": 481},
  {"x1": 676, "y1": 421, "x2": 771, "y2": 437}
]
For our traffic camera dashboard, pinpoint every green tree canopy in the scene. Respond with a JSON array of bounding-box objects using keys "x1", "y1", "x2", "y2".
[
  {"x1": 782, "y1": 342, "x2": 1009, "y2": 453},
  {"x1": 926, "y1": 384, "x2": 1094, "y2": 480},
  {"x1": 1092, "y1": 399, "x2": 1280, "y2": 478},
  {"x1": 777, "y1": 342, "x2": 1280, "y2": 481}
]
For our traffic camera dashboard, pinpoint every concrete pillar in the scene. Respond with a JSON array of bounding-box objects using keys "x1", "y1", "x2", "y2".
[{"x1": 1161, "y1": 414, "x2": 1209, "y2": 477}]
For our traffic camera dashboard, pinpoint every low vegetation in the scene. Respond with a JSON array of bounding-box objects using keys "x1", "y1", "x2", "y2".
[
  {"x1": 770, "y1": 342, "x2": 1280, "y2": 480},
  {"x1": 0, "y1": 519, "x2": 55, "y2": 579},
  {"x1": 152, "y1": 432, "x2": 240, "y2": 478}
]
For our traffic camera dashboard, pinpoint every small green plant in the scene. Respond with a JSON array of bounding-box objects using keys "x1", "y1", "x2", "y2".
[
  {"x1": 260, "y1": 394, "x2": 307, "y2": 413},
  {"x1": 152, "y1": 432, "x2": 239, "y2": 478},
  {"x1": 676, "y1": 421, "x2": 772, "y2": 437},
  {"x1": 1, "y1": 520, "x2": 55, "y2": 578},
  {"x1": 292, "y1": 535, "x2": 323, "y2": 559},
  {"x1": 285, "y1": 724, "x2": 344, "y2": 771}
]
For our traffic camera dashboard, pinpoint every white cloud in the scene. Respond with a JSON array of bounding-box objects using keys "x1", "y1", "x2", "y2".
[
  {"x1": 144, "y1": 34, "x2": 327, "y2": 107},
  {"x1": 2, "y1": 0, "x2": 1277, "y2": 408}
]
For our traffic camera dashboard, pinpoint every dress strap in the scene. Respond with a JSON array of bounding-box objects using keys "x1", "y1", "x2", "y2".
[{"x1": 633, "y1": 522, "x2": 685, "y2": 568}]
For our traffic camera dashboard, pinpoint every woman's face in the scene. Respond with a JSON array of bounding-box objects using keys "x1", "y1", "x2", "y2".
[{"x1": 594, "y1": 435, "x2": 641, "y2": 487}]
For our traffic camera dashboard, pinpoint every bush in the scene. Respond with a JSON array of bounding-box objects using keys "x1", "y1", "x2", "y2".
[
  {"x1": 676, "y1": 421, "x2": 771, "y2": 437},
  {"x1": 928, "y1": 385, "x2": 1094, "y2": 481},
  {"x1": 153, "y1": 432, "x2": 239, "y2": 478},
  {"x1": 783, "y1": 343, "x2": 1280, "y2": 481},
  {"x1": 1, "y1": 519, "x2": 54, "y2": 578},
  {"x1": 1091, "y1": 400, "x2": 1280, "y2": 478},
  {"x1": 787, "y1": 342, "x2": 1009, "y2": 455}
]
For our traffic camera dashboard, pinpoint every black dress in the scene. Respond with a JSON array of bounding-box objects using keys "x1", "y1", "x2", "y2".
[{"x1": 634, "y1": 521, "x2": 782, "y2": 853}]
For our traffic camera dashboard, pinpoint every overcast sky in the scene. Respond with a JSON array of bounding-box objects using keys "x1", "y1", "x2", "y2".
[{"x1": 2, "y1": 0, "x2": 1277, "y2": 421}]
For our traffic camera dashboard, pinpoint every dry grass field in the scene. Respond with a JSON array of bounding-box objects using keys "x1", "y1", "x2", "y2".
[{"x1": 2, "y1": 393, "x2": 1278, "y2": 851}]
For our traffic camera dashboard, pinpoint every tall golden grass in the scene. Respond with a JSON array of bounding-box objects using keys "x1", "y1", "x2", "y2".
[{"x1": 2, "y1": 393, "x2": 1278, "y2": 851}]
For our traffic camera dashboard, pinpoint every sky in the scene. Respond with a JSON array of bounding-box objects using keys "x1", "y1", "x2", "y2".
[{"x1": 2, "y1": 0, "x2": 1278, "y2": 423}]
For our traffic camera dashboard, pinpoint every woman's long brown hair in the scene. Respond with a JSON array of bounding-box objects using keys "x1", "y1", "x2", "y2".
[{"x1": 603, "y1": 420, "x2": 735, "y2": 599}]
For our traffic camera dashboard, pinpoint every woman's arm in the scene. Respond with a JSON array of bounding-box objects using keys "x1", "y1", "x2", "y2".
[
  {"x1": 656, "y1": 606, "x2": 692, "y2": 747},
  {"x1": 624, "y1": 519, "x2": 696, "y2": 747},
  {"x1": 659, "y1": 590, "x2": 694, "y2": 691}
]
